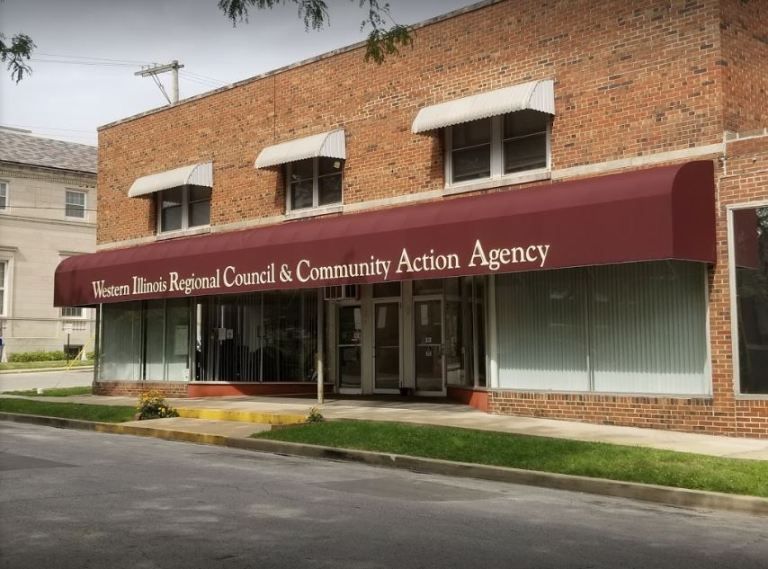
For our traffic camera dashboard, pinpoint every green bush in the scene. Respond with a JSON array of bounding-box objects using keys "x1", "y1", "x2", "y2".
[
  {"x1": 8, "y1": 350, "x2": 68, "y2": 363},
  {"x1": 86, "y1": 351, "x2": 96, "y2": 360}
]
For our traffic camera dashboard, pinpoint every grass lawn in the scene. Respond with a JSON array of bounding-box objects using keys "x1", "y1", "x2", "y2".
[
  {"x1": 256, "y1": 420, "x2": 768, "y2": 498},
  {"x1": 2, "y1": 386, "x2": 92, "y2": 397},
  {"x1": 0, "y1": 397, "x2": 134, "y2": 423},
  {"x1": 0, "y1": 360, "x2": 94, "y2": 371}
]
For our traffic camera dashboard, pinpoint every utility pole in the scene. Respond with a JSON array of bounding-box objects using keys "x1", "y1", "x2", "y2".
[{"x1": 134, "y1": 60, "x2": 184, "y2": 105}]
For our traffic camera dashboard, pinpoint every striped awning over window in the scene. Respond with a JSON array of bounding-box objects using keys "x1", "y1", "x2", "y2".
[
  {"x1": 411, "y1": 79, "x2": 555, "y2": 133},
  {"x1": 128, "y1": 162, "x2": 213, "y2": 198},
  {"x1": 255, "y1": 129, "x2": 346, "y2": 169}
]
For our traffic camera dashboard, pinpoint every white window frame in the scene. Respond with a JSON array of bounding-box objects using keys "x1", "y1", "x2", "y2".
[
  {"x1": 65, "y1": 189, "x2": 87, "y2": 219},
  {"x1": 0, "y1": 255, "x2": 13, "y2": 318},
  {"x1": 0, "y1": 180, "x2": 8, "y2": 212},
  {"x1": 727, "y1": 199, "x2": 768, "y2": 399},
  {"x1": 444, "y1": 114, "x2": 551, "y2": 195},
  {"x1": 285, "y1": 157, "x2": 344, "y2": 215},
  {"x1": 156, "y1": 185, "x2": 211, "y2": 235},
  {"x1": 61, "y1": 306, "x2": 86, "y2": 319}
]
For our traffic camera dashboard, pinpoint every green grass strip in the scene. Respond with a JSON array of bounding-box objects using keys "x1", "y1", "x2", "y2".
[
  {"x1": 0, "y1": 397, "x2": 134, "y2": 423},
  {"x1": 256, "y1": 420, "x2": 768, "y2": 498},
  {"x1": 3, "y1": 386, "x2": 92, "y2": 397}
]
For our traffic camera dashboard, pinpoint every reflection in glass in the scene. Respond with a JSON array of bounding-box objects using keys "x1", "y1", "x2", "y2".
[{"x1": 734, "y1": 207, "x2": 768, "y2": 393}]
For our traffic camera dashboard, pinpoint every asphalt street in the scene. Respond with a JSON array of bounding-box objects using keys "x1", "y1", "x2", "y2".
[
  {"x1": 0, "y1": 422, "x2": 766, "y2": 569},
  {"x1": 0, "y1": 369, "x2": 92, "y2": 393}
]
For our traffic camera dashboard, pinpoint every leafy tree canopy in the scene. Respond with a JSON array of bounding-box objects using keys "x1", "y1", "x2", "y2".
[
  {"x1": 0, "y1": 32, "x2": 35, "y2": 83},
  {"x1": 218, "y1": 0, "x2": 413, "y2": 63}
]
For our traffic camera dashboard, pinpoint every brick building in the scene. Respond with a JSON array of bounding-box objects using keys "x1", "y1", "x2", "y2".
[{"x1": 54, "y1": 0, "x2": 767, "y2": 436}]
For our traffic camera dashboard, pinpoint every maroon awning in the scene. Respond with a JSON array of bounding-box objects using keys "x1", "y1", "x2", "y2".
[{"x1": 55, "y1": 160, "x2": 715, "y2": 306}]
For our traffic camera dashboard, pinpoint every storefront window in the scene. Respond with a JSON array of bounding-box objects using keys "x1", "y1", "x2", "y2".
[
  {"x1": 733, "y1": 206, "x2": 768, "y2": 394},
  {"x1": 195, "y1": 290, "x2": 318, "y2": 383},
  {"x1": 101, "y1": 302, "x2": 142, "y2": 381},
  {"x1": 496, "y1": 261, "x2": 708, "y2": 394}
]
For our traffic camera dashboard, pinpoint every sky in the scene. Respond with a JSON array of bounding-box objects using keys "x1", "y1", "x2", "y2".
[{"x1": 0, "y1": 0, "x2": 476, "y2": 146}]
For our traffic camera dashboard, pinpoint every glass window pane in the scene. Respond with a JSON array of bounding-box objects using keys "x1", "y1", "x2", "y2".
[
  {"x1": 0, "y1": 183, "x2": 6, "y2": 209},
  {"x1": 452, "y1": 145, "x2": 491, "y2": 183},
  {"x1": 734, "y1": 207, "x2": 768, "y2": 394},
  {"x1": 373, "y1": 282, "x2": 401, "y2": 298},
  {"x1": 65, "y1": 191, "x2": 85, "y2": 218},
  {"x1": 290, "y1": 180, "x2": 314, "y2": 210},
  {"x1": 144, "y1": 301, "x2": 165, "y2": 381},
  {"x1": 504, "y1": 110, "x2": 548, "y2": 139},
  {"x1": 100, "y1": 302, "x2": 142, "y2": 381},
  {"x1": 496, "y1": 269, "x2": 590, "y2": 390},
  {"x1": 452, "y1": 119, "x2": 491, "y2": 149},
  {"x1": 503, "y1": 133, "x2": 547, "y2": 174},
  {"x1": 188, "y1": 185, "x2": 211, "y2": 203},
  {"x1": 289, "y1": 159, "x2": 314, "y2": 181},
  {"x1": 590, "y1": 262, "x2": 708, "y2": 394},
  {"x1": 165, "y1": 298, "x2": 190, "y2": 381},
  {"x1": 318, "y1": 173, "x2": 342, "y2": 206},
  {"x1": 413, "y1": 279, "x2": 443, "y2": 296},
  {"x1": 189, "y1": 200, "x2": 210, "y2": 227},
  {"x1": 319, "y1": 157, "x2": 343, "y2": 176},
  {"x1": 161, "y1": 187, "x2": 183, "y2": 208},
  {"x1": 161, "y1": 205, "x2": 182, "y2": 232}
]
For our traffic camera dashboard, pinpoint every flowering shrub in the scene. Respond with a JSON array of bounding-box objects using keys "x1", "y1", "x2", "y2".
[{"x1": 136, "y1": 390, "x2": 179, "y2": 420}]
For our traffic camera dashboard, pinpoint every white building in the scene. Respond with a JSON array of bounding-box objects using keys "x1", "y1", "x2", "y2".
[{"x1": 0, "y1": 127, "x2": 97, "y2": 360}]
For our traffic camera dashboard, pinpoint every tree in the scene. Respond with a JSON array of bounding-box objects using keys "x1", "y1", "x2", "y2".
[
  {"x1": 0, "y1": 33, "x2": 34, "y2": 82},
  {"x1": 218, "y1": 0, "x2": 413, "y2": 63}
]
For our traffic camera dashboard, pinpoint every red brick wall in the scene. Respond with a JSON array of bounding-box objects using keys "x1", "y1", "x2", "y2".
[
  {"x1": 98, "y1": 0, "x2": 725, "y2": 245},
  {"x1": 94, "y1": 381, "x2": 188, "y2": 398},
  {"x1": 720, "y1": 0, "x2": 768, "y2": 132}
]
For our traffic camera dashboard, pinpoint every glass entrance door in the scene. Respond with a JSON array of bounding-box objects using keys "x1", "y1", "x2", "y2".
[
  {"x1": 414, "y1": 299, "x2": 444, "y2": 394},
  {"x1": 338, "y1": 305, "x2": 362, "y2": 390},
  {"x1": 374, "y1": 301, "x2": 400, "y2": 392}
]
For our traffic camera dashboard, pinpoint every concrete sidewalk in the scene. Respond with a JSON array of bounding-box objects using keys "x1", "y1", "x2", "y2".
[{"x1": 5, "y1": 392, "x2": 768, "y2": 460}]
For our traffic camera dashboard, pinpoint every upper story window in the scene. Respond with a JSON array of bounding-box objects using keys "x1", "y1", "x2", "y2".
[
  {"x1": 65, "y1": 190, "x2": 86, "y2": 219},
  {"x1": 287, "y1": 157, "x2": 343, "y2": 211},
  {"x1": 127, "y1": 162, "x2": 214, "y2": 237},
  {"x1": 448, "y1": 110, "x2": 549, "y2": 185},
  {"x1": 0, "y1": 181, "x2": 8, "y2": 211},
  {"x1": 158, "y1": 185, "x2": 211, "y2": 233},
  {"x1": 412, "y1": 79, "x2": 555, "y2": 190},
  {"x1": 255, "y1": 129, "x2": 346, "y2": 215}
]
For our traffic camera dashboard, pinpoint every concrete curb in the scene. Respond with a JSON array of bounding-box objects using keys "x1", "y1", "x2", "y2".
[
  {"x1": 2, "y1": 412, "x2": 767, "y2": 517},
  {"x1": 175, "y1": 407, "x2": 306, "y2": 425},
  {"x1": 0, "y1": 366, "x2": 93, "y2": 375}
]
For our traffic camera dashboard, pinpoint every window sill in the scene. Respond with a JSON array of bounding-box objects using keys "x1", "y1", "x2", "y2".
[
  {"x1": 734, "y1": 393, "x2": 768, "y2": 401},
  {"x1": 444, "y1": 169, "x2": 551, "y2": 196},
  {"x1": 285, "y1": 204, "x2": 343, "y2": 220},
  {"x1": 156, "y1": 226, "x2": 211, "y2": 241}
]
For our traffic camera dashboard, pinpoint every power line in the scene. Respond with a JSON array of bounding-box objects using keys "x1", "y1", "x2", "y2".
[{"x1": 35, "y1": 52, "x2": 157, "y2": 65}]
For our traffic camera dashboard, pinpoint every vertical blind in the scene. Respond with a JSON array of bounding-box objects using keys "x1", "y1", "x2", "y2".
[{"x1": 496, "y1": 261, "x2": 708, "y2": 394}]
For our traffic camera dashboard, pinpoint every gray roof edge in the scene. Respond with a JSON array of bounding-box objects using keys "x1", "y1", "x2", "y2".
[
  {"x1": 0, "y1": 159, "x2": 97, "y2": 176},
  {"x1": 99, "y1": 0, "x2": 503, "y2": 132}
]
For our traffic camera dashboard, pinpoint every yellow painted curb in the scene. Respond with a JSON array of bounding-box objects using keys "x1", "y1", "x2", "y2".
[{"x1": 176, "y1": 407, "x2": 306, "y2": 425}]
